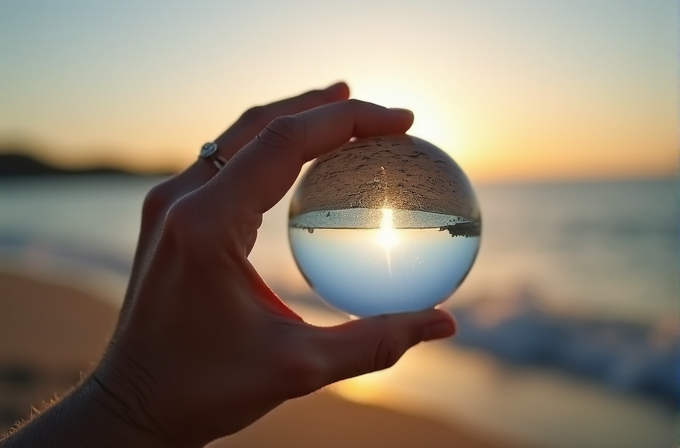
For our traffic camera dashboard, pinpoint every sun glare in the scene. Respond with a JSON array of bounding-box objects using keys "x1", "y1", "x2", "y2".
[
  {"x1": 351, "y1": 78, "x2": 461, "y2": 155},
  {"x1": 376, "y1": 208, "x2": 399, "y2": 249}
]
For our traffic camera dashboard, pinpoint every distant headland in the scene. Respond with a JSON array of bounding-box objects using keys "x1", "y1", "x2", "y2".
[{"x1": 0, "y1": 151, "x2": 174, "y2": 178}]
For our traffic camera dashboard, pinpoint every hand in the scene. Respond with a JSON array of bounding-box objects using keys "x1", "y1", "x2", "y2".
[{"x1": 1, "y1": 83, "x2": 456, "y2": 448}]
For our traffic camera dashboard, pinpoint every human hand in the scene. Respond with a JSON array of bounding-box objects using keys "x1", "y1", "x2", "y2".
[{"x1": 3, "y1": 83, "x2": 457, "y2": 448}]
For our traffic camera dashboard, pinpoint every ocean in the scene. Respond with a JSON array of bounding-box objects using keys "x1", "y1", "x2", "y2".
[{"x1": 0, "y1": 176, "x2": 677, "y2": 448}]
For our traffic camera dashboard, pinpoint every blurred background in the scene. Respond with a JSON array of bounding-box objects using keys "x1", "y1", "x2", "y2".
[{"x1": 0, "y1": 1, "x2": 677, "y2": 447}]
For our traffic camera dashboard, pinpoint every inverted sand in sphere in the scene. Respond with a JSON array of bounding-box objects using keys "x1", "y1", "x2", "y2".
[{"x1": 290, "y1": 135, "x2": 481, "y2": 233}]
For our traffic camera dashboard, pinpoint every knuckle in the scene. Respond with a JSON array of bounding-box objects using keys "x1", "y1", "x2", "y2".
[
  {"x1": 162, "y1": 197, "x2": 191, "y2": 236},
  {"x1": 345, "y1": 98, "x2": 365, "y2": 110},
  {"x1": 273, "y1": 350, "x2": 325, "y2": 398},
  {"x1": 239, "y1": 105, "x2": 269, "y2": 126},
  {"x1": 258, "y1": 115, "x2": 305, "y2": 150},
  {"x1": 142, "y1": 182, "x2": 175, "y2": 223},
  {"x1": 301, "y1": 89, "x2": 326, "y2": 104},
  {"x1": 372, "y1": 314, "x2": 392, "y2": 334},
  {"x1": 161, "y1": 195, "x2": 206, "y2": 247},
  {"x1": 375, "y1": 334, "x2": 402, "y2": 370},
  {"x1": 372, "y1": 323, "x2": 403, "y2": 371}
]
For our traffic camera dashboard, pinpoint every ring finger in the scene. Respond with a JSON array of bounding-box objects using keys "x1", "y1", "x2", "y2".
[{"x1": 179, "y1": 82, "x2": 350, "y2": 196}]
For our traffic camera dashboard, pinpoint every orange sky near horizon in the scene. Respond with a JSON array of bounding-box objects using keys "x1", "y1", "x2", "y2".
[{"x1": 0, "y1": 1, "x2": 677, "y2": 183}]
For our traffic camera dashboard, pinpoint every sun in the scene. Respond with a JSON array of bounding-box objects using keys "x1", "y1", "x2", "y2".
[
  {"x1": 350, "y1": 78, "x2": 461, "y2": 155},
  {"x1": 376, "y1": 208, "x2": 399, "y2": 249}
]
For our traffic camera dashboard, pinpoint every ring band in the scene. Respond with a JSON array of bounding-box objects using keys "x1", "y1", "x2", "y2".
[{"x1": 199, "y1": 142, "x2": 227, "y2": 170}]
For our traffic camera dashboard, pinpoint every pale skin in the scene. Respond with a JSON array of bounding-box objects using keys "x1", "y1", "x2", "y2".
[{"x1": 0, "y1": 82, "x2": 456, "y2": 448}]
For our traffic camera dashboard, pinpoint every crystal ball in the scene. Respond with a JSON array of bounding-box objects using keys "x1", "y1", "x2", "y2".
[{"x1": 288, "y1": 134, "x2": 481, "y2": 317}]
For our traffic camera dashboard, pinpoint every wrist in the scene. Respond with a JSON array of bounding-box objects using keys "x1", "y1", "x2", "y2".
[
  {"x1": 0, "y1": 373, "x2": 171, "y2": 448},
  {"x1": 87, "y1": 370, "x2": 175, "y2": 448}
]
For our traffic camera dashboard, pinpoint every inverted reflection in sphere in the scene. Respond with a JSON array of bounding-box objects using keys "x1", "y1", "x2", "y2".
[{"x1": 289, "y1": 135, "x2": 481, "y2": 318}]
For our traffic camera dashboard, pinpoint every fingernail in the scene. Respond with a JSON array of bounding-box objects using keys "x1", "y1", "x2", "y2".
[
  {"x1": 388, "y1": 107, "x2": 414, "y2": 117},
  {"x1": 423, "y1": 319, "x2": 455, "y2": 341}
]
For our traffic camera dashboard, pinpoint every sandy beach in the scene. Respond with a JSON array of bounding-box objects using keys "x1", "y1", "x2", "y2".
[
  {"x1": 291, "y1": 135, "x2": 481, "y2": 221},
  {"x1": 0, "y1": 271, "x2": 533, "y2": 448}
]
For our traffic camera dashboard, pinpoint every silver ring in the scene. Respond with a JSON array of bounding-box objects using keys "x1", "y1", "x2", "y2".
[{"x1": 199, "y1": 142, "x2": 227, "y2": 170}]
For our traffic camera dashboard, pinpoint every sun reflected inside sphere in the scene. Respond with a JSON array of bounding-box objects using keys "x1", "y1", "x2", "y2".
[
  {"x1": 377, "y1": 208, "x2": 399, "y2": 250},
  {"x1": 288, "y1": 134, "x2": 481, "y2": 317}
]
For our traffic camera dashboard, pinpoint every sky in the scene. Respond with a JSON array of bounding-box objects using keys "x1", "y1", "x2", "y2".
[{"x1": 0, "y1": 0, "x2": 677, "y2": 182}]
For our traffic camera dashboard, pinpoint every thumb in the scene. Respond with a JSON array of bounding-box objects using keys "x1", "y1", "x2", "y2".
[{"x1": 315, "y1": 309, "x2": 456, "y2": 386}]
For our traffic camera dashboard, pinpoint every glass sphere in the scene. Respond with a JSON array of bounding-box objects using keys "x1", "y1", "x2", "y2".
[{"x1": 288, "y1": 134, "x2": 481, "y2": 318}]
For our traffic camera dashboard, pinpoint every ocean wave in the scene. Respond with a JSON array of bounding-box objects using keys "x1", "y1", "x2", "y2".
[
  {"x1": 0, "y1": 234, "x2": 132, "y2": 276},
  {"x1": 449, "y1": 288, "x2": 679, "y2": 407}
]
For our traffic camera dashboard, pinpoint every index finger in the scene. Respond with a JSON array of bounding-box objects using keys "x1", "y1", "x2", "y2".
[
  {"x1": 214, "y1": 81, "x2": 350, "y2": 161},
  {"x1": 206, "y1": 100, "x2": 414, "y2": 222}
]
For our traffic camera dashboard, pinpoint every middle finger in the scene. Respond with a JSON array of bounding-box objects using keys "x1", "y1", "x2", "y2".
[
  {"x1": 164, "y1": 82, "x2": 350, "y2": 203},
  {"x1": 216, "y1": 81, "x2": 350, "y2": 161}
]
